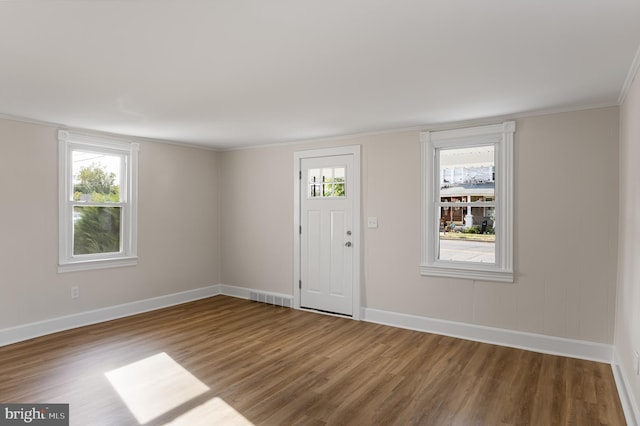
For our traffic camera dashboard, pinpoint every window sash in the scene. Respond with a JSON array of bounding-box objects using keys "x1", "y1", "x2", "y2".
[
  {"x1": 71, "y1": 203, "x2": 125, "y2": 257},
  {"x1": 70, "y1": 148, "x2": 127, "y2": 203},
  {"x1": 437, "y1": 202, "x2": 495, "y2": 208}
]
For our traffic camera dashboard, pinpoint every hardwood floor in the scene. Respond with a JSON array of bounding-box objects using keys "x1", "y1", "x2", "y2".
[{"x1": 0, "y1": 296, "x2": 626, "y2": 425}]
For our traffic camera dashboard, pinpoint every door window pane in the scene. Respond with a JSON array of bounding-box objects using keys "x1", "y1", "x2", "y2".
[
  {"x1": 334, "y1": 167, "x2": 345, "y2": 196},
  {"x1": 308, "y1": 167, "x2": 346, "y2": 198}
]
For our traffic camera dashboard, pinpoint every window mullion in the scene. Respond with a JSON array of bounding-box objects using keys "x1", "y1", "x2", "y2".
[{"x1": 73, "y1": 202, "x2": 126, "y2": 207}]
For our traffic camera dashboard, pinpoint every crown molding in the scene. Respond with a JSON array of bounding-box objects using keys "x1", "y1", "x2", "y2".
[
  {"x1": 618, "y1": 44, "x2": 640, "y2": 105},
  {"x1": 0, "y1": 112, "x2": 220, "y2": 152}
]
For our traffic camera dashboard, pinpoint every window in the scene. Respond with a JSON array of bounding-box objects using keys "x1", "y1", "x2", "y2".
[
  {"x1": 58, "y1": 130, "x2": 139, "y2": 272},
  {"x1": 308, "y1": 167, "x2": 346, "y2": 198},
  {"x1": 420, "y1": 122, "x2": 514, "y2": 282}
]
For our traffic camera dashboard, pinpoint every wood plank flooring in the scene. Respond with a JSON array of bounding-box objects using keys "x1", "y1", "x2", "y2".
[{"x1": 0, "y1": 296, "x2": 626, "y2": 425}]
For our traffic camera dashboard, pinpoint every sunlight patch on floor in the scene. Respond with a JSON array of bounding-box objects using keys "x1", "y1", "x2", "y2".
[
  {"x1": 105, "y1": 352, "x2": 209, "y2": 424},
  {"x1": 164, "y1": 397, "x2": 254, "y2": 426}
]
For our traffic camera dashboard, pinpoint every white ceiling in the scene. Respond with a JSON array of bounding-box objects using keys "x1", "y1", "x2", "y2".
[{"x1": 1, "y1": 1, "x2": 639, "y2": 149}]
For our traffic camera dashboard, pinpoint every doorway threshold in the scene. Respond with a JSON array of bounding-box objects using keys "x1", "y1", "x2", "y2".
[{"x1": 300, "y1": 307, "x2": 353, "y2": 319}]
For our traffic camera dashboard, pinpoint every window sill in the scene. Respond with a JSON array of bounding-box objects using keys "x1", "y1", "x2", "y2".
[
  {"x1": 58, "y1": 257, "x2": 138, "y2": 273},
  {"x1": 420, "y1": 264, "x2": 513, "y2": 283}
]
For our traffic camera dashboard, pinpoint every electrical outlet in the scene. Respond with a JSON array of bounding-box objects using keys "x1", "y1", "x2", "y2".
[{"x1": 71, "y1": 286, "x2": 80, "y2": 299}]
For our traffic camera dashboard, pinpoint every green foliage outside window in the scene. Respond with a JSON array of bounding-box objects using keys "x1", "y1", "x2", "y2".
[
  {"x1": 73, "y1": 164, "x2": 121, "y2": 255},
  {"x1": 73, "y1": 165, "x2": 119, "y2": 202},
  {"x1": 74, "y1": 206, "x2": 121, "y2": 255}
]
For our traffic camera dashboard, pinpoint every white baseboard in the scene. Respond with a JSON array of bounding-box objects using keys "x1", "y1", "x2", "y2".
[
  {"x1": 0, "y1": 284, "x2": 222, "y2": 347},
  {"x1": 362, "y1": 307, "x2": 614, "y2": 363},
  {"x1": 613, "y1": 348, "x2": 640, "y2": 426},
  {"x1": 0, "y1": 284, "x2": 297, "y2": 347},
  {"x1": 0, "y1": 283, "x2": 615, "y2": 364}
]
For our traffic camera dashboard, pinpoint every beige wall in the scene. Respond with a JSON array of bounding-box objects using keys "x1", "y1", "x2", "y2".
[
  {"x1": 0, "y1": 106, "x2": 621, "y2": 348},
  {"x1": 616, "y1": 66, "x2": 640, "y2": 412},
  {"x1": 220, "y1": 145, "x2": 294, "y2": 293},
  {"x1": 220, "y1": 107, "x2": 620, "y2": 344},
  {"x1": 0, "y1": 118, "x2": 221, "y2": 329}
]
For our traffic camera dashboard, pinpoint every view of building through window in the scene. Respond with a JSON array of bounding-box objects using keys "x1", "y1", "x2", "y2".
[{"x1": 438, "y1": 145, "x2": 496, "y2": 263}]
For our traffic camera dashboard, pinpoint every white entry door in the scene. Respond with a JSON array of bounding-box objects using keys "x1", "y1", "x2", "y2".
[{"x1": 300, "y1": 154, "x2": 355, "y2": 316}]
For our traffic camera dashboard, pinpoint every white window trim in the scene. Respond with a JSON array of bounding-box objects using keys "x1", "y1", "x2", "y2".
[
  {"x1": 420, "y1": 121, "x2": 514, "y2": 283},
  {"x1": 58, "y1": 130, "x2": 139, "y2": 273}
]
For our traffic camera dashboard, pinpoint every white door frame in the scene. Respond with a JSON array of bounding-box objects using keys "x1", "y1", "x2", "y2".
[{"x1": 293, "y1": 145, "x2": 361, "y2": 320}]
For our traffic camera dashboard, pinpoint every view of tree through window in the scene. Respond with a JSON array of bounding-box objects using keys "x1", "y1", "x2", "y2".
[
  {"x1": 72, "y1": 152, "x2": 122, "y2": 255},
  {"x1": 308, "y1": 167, "x2": 346, "y2": 198},
  {"x1": 59, "y1": 130, "x2": 138, "y2": 272}
]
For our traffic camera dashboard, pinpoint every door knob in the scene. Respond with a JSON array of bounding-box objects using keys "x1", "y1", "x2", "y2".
[
  {"x1": 346, "y1": 230, "x2": 352, "y2": 235},
  {"x1": 345, "y1": 241, "x2": 352, "y2": 247}
]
